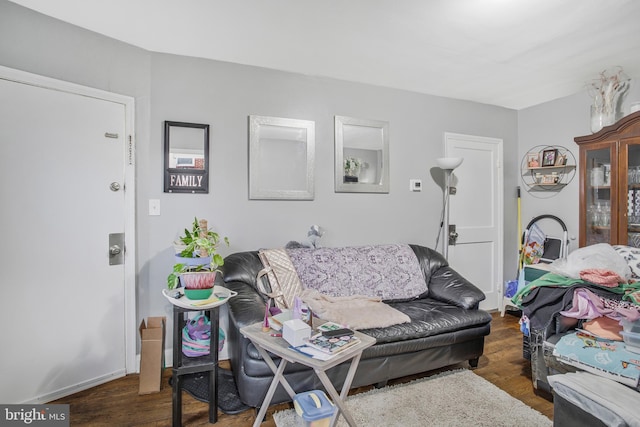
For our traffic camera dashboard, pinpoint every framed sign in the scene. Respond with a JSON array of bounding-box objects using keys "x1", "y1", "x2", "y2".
[{"x1": 164, "y1": 121, "x2": 209, "y2": 193}]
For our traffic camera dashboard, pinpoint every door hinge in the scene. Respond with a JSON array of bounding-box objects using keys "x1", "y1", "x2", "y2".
[{"x1": 128, "y1": 135, "x2": 134, "y2": 165}]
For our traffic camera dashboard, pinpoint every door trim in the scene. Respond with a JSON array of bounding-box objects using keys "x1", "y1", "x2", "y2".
[{"x1": 0, "y1": 65, "x2": 137, "y2": 375}]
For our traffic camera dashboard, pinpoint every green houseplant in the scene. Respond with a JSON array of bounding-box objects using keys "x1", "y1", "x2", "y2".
[{"x1": 167, "y1": 217, "x2": 230, "y2": 293}]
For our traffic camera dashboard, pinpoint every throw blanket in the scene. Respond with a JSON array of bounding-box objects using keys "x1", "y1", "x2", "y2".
[
  {"x1": 287, "y1": 244, "x2": 427, "y2": 300},
  {"x1": 512, "y1": 273, "x2": 640, "y2": 307},
  {"x1": 300, "y1": 289, "x2": 411, "y2": 330},
  {"x1": 513, "y1": 276, "x2": 636, "y2": 331}
]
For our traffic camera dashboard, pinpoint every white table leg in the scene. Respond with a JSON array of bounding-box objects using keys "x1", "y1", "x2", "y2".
[
  {"x1": 316, "y1": 351, "x2": 363, "y2": 427},
  {"x1": 254, "y1": 345, "x2": 297, "y2": 397},
  {"x1": 252, "y1": 345, "x2": 297, "y2": 427}
]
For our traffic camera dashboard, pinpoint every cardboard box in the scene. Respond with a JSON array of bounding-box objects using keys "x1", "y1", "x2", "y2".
[
  {"x1": 138, "y1": 316, "x2": 166, "y2": 395},
  {"x1": 283, "y1": 318, "x2": 311, "y2": 347}
]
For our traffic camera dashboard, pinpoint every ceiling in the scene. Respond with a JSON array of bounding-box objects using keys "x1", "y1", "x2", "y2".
[{"x1": 9, "y1": 0, "x2": 640, "y2": 109}]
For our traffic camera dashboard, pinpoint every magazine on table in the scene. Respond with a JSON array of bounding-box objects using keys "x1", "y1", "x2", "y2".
[{"x1": 305, "y1": 333, "x2": 360, "y2": 354}]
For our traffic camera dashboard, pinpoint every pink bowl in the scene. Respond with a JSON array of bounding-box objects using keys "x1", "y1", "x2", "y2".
[{"x1": 179, "y1": 271, "x2": 216, "y2": 289}]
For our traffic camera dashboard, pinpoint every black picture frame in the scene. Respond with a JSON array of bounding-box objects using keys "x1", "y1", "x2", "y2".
[
  {"x1": 541, "y1": 149, "x2": 558, "y2": 167},
  {"x1": 164, "y1": 121, "x2": 209, "y2": 194}
]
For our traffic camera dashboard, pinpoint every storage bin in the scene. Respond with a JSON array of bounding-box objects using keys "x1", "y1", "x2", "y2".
[
  {"x1": 620, "y1": 330, "x2": 640, "y2": 353},
  {"x1": 620, "y1": 319, "x2": 640, "y2": 334},
  {"x1": 293, "y1": 390, "x2": 335, "y2": 427}
]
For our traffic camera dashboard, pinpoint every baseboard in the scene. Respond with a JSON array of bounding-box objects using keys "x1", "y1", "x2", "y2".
[{"x1": 22, "y1": 370, "x2": 126, "y2": 404}]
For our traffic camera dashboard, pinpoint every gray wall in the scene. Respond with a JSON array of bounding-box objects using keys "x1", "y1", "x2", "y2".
[
  {"x1": 1, "y1": 1, "x2": 519, "y2": 355},
  {"x1": 517, "y1": 84, "x2": 640, "y2": 255},
  {"x1": 144, "y1": 54, "x2": 519, "y2": 327}
]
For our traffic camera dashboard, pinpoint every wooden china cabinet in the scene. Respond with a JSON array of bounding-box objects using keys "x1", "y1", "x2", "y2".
[{"x1": 575, "y1": 111, "x2": 640, "y2": 248}]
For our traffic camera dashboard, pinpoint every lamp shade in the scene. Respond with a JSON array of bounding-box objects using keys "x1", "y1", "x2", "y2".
[{"x1": 436, "y1": 157, "x2": 463, "y2": 170}]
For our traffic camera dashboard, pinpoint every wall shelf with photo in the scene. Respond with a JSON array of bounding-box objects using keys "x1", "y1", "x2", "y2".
[{"x1": 521, "y1": 145, "x2": 576, "y2": 193}]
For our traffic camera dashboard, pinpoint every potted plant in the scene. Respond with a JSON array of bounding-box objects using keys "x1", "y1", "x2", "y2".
[
  {"x1": 167, "y1": 217, "x2": 230, "y2": 299},
  {"x1": 344, "y1": 157, "x2": 361, "y2": 178}
]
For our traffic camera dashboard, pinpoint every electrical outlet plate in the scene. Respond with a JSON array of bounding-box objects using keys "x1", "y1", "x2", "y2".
[
  {"x1": 409, "y1": 179, "x2": 422, "y2": 192},
  {"x1": 149, "y1": 199, "x2": 160, "y2": 216}
]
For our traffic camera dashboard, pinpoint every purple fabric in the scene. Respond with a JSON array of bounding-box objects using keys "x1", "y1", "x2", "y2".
[
  {"x1": 560, "y1": 288, "x2": 640, "y2": 321},
  {"x1": 286, "y1": 244, "x2": 427, "y2": 300}
]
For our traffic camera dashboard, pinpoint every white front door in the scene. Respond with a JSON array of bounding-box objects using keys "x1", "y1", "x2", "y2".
[
  {"x1": 444, "y1": 132, "x2": 503, "y2": 310},
  {"x1": 0, "y1": 66, "x2": 136, "y2": 403}
]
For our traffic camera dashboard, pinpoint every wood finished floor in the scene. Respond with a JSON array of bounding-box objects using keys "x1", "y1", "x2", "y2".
[{"x1": 52, "y1": 311, "x2": 553, "y2": 426}]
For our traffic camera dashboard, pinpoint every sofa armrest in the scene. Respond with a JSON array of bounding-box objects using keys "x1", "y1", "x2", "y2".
[
  {"x1": 225, "y1": 280, "x2": 268, "y2": 329},
  {"x1": 428, "y1": 266, "x2": 486, "y2": 309}
]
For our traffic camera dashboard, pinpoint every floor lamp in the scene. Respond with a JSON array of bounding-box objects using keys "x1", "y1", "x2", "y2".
[{"x1": 435, "y1": 157, "x2": 463, "y2": 259}]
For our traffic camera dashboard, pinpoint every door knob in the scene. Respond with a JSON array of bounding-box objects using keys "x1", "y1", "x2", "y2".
[
  {"x1": 110, "y1": 182, "x2": 121, "y2": 191},
  {"x1": 448, "y1": 224, "x2": 459, "y2": 245},
  {"x1": 109, "y1": 233, "x2": 125, "y2": 265}
]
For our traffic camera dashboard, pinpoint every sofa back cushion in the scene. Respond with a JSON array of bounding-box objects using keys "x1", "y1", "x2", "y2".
[{"x1": 287, "y1": 244, "x2": 427, "y2": 300}]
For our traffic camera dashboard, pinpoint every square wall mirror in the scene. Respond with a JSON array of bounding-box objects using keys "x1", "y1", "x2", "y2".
[
  {"x1": 335, "y1": 115, "x2": 389, "y2": 193},
  {"x1": 164, "y1": 121, "x2": 209, "y2": 193},
  {"x1": 249, "y1": 115, "x2": 315, "y2": 200}
]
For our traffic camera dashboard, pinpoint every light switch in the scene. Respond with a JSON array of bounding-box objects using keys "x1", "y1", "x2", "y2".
[
  {"x1": 410, "y1": 179, "x2": 422, "y2": 192},
  {"x1": 149, "y1": 199, "x2": 160, "y2": 216}
]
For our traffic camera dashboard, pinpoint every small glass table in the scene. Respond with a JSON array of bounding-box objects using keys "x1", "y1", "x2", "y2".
[{"x1": 240, "y1": 322, "x2": 376, "y2": 427}]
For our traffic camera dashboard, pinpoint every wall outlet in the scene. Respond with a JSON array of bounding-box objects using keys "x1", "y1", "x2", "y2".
[{"x1": 410, "y1": 179, "x2": 422, "y2": 192}]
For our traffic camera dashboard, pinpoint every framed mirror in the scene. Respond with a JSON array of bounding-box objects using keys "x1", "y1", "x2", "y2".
[
  {"x1": 335, "y1": 115, "x2": 389, "y2": 193},
  {"x1": 164, "y1": 121, "x2": 209, "y2": 193},
  {"x1": 249, "y1": 115, "x2": 315, "y2": 200}
]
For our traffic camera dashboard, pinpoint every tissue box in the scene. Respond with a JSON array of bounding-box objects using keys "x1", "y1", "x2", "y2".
[
  {"x1": 283, "y1": 319, "x2": 311, "y2": 347},
  {"x1": 294, "y1": 390, "x2": 335, "y2": 427}
]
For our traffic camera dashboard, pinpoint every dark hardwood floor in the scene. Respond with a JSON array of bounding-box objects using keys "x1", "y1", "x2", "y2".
[{"x1": 53, "y1": 311, "x2": 553, "y2": 426}]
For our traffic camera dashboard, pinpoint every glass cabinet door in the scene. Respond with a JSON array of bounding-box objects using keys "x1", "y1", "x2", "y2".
[
  {"x1": 625, "y1": 142, "x2": 640, "y2": 247},
  {"x1": 585, "y1": 147, "x2": 612, "y2": 246}
]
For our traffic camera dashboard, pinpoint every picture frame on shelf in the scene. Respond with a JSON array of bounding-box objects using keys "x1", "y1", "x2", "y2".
[
  {"x1": 526, "y1": 152, "x2": 540, "y2": 168},
  {"x1": 542, "y1": 149, "x2": 558, "y2": 167},
  {"x1": 555, "y1": 154, "x2": 567, "y2": 166}
]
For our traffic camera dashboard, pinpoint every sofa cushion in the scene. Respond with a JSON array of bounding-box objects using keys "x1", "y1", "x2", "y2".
[
  {"x1": 287, "y1": 244, "x2": 427, "y2": 300},
  {"x1": 363, "y1": 298, "x2": 492, "y2": 344},
  {"x1": 242, "y1": 297, "x2": 492, "y2": 376}
]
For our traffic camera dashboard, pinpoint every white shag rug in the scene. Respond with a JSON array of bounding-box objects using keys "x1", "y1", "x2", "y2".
[{"x1": 273, "y1": 369, "x2": 551, "y2": 427}]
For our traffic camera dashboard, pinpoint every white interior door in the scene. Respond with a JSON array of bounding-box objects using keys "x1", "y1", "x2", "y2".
[
  {"x1": 0, "y1": 67, "x2": 136, "y2": 403},
  {"x1": 445, "y1": 133, "x2": 503, "y2": 310}
]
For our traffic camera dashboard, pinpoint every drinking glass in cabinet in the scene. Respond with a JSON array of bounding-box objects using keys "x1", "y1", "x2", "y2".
[{"x1": 628, "y1": 166, "x2": 640, "y2": 185}]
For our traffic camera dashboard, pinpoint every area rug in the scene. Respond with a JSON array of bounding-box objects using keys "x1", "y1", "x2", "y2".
[{"x1": 273, "y1": 369, "x2": 551, "y2": 427}]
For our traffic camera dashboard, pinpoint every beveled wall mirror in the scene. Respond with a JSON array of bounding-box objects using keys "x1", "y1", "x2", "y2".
[
  {"x1": 164, "y1": 121, "x2": 209, "y2": 193},
  {"x1": 249, "y1": 115, "x2": 315, "y2": 200},
  {"x1": 335, "y1": 115, "x2": 389, "y2": 193}
]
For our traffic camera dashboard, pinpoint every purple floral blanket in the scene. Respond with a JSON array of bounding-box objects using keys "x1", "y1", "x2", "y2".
[{"x1": 286, "y1": 244, "x2": 427, "y2": 300}]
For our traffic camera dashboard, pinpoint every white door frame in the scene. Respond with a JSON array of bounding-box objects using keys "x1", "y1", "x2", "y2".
[
  {"x1": 0, "y1": 65, "x2": 137, "y2": 374},
  {"x1": 444, "y1": 132, "x2": 504, "y2": 310}
]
